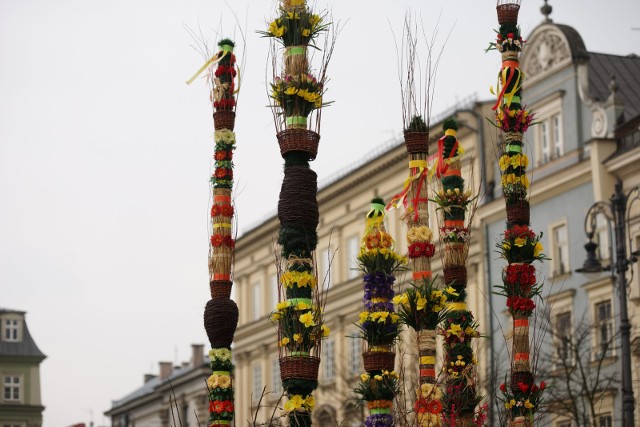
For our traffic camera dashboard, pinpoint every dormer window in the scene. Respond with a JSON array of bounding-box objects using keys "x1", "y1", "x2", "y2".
[{"x1": 4, "y1": 319, "x2": 19, "y2": 342}]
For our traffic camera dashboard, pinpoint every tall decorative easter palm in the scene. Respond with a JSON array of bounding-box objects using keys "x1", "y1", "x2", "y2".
[
  {"x1": 354, "y1": 199, "x2": 404, "y2": 427},
  {"x1": 188, "y1": 38, "x2": 241, "y2": 427},
  {"x1": 262, "y1": 1, "x2": 334, "y2": 426},
  {"x1": 488, "y1": 1, "x2": 547, "y2": 424}
]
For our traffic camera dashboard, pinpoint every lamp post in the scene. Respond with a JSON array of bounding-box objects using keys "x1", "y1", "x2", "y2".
[{"x1": 577, "y1": 181, "x2": 640, "y2": 426}]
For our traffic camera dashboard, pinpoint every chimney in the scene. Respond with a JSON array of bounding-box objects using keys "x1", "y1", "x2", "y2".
[
  {"x1": 191, "y1": 344, "x2": 204, "y2": 367},
  {"x1": 144, "y1": 374, "x2": 157, "y2": 384},
  {"x1": 159, "y1": 361, "x2": 173, "y2": 379}
]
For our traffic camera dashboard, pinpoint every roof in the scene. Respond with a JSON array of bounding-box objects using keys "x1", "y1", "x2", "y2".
[
  {"x1": 0, "y1": 317, "x2": 46, "y2": 360},
  {"x1": 108, "y1": 361, "x2": 207, "y2": 410},
  {"x1": 587, "y1": 52, "x2": 640, "y2": 119},
  {"x1": 554, "y1": 23, "x2": 588, "y2": 60}
]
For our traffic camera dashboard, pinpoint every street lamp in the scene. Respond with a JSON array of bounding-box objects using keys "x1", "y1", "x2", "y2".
[{"x1": 577, "y1": 181, "x2": 640, "y2": 426}]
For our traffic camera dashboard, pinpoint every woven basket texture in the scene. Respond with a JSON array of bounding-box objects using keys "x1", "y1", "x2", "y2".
[
  {"x1": 277, "y1": 129, "x2": 320, "y2": 160},
  {"x1": 213, "y1": 111, "x2": 236, "y2": 131},
  {"x1": 210, "y1": 280, "x2": 233, "y2": 299},
  {"x1": 279, "y1": 356, "x2": 320, "y2": 381},
  {"x1": 278, "y1": 166, "x2": 319, "y2": 229},
  {"x1": 403, "y1": 132, "x2": 429, "y2": 154},
  {"x1": 204, "y1": 298, "x2": 238, "y2": 347},
  {"x1": 362, "y1": 351, "x2": 395, "y2": 372}
]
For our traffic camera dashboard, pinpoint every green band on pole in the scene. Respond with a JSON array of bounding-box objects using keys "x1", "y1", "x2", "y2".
[
  {"x1": 370, "y1": 409, "x2": 391, "y2": 415},
  {"x1": 290, "y1": 351, "x2": 310, "y2": 357},
  {"x1": 371, "y1": 203, "x2": 385, "y2": 212},
  {"x1": 287, "y1": 298, "x2": 312, "y2": 307},
  {"x1": 211, "y1": 421, "x2": 230, "y2": 426},
  {"x1": 286, "y1": 116, "x2": 307, "y2": 126},
  {"x1": 506, "y1": 143, "x2": 522, "y2": 153},
  {"x1": 511, "y1": 96, "x2": 521, "y2": 104},
  {"x1": 220, "y1": 44, "x2": 234, "y2": 53},
  {"x1": 287, "y1": 46, "x2": 306, "y2": 55},
  {"x1": 212, "y1": 371, "x2": 231, "y2": 376}
]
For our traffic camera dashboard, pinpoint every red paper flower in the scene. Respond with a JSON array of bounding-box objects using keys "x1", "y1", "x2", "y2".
[
  {"x1": 215, "y1": 150, "x2": 232, "y2": 161},
  {"x1": 224, "y1": 401, "x2": 234, "y2": 412},
  {"x1": 211, "y1": 234, "x2": 224, "y2": 247},
  {"x1": 211, "y1": 400, "x2": 225, "y2": 413},
  {"x1": 425, "y1": 400, "x2": 443, "y2": 414},
  {"x1": 222, "y1": 204, "x2": 234, "y2": 216},
  {"x1": 414, "y1": 398, "x2": 428, "y2": 413},
  {"x1": 540, "y1": 381, "x2": 546, "y2": 390},
  {"x1": 408, "y1": 242, "x2": 435, "y2": 258},
  {"x1": 518, "y1": 382, "x2": 529, "y2": 393},
  {"x1": 224, "y1": 235, "x2": 235, "y2": 248}
]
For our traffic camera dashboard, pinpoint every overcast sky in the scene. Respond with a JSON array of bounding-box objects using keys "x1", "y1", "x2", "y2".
[{"x1": 1, "y1": 1, "x2": 639, "y2": 426}]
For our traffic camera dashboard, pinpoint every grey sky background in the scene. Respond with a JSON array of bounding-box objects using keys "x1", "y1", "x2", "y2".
[{"x1": 1, "y1": 0, "x2": 638, "y2": 425}]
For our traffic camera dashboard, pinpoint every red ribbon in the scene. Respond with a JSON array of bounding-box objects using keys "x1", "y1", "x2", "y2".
[
  {"x1": 435, "y1": 135, "x2": 460, "y2": 178},
  {"x1": 492, "y1": 60, "x2": 519, "y2": 111}
]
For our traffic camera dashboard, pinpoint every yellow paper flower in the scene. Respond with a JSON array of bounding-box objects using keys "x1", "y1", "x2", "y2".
[
  {"x1": 218, "y1": 375, "x2": 231, "y2": 389},
  {"x1": 293, "y1": 333, "x2": 303, "y2": 343},
  {"x1": 279, "y1": 337, "x2": 290, "y2": 347},
  {"x1": 448, "y1": 323, "x2": 463, "y2": 337},
  {"x1": 321, "y1": 324, "x2": 330, "y2": 337},
  {"x1": 296, "y1": 301, "x2": 310, "y2": 310},
  {"x1": 514, "y1": 237, "x2": 527, "y2": 247},
  {"x1": 207, "y1": 374, "x2": 219, "y2": 389},
  {"x1": 359, "y1": 311, "x2": 369, "y2": 323},
  {"x1": 284, "y1": 395, "x2": 305, "y2": 412},
  {"x1": 276, "y1": 301, "x2": 291, "y2": 311},
  {"x1": 524, "y1": 399, "x2": 534, "y2": 409},
  {"x1": 270, "y1": 312, "x2": 281, "y2": 321},
  {"x1": 416, "y1": 297, "x2": 427, "y2": 311},
  {"x1": 268, "y1": 21, "x2": 286, "y2": 38},
  {"x1": 533, "y1": 242, "x2": 544, "y2": 257},
  {"x1": 360, "y1": 373, "x2": 370, "y2": 382},
  {"x1": 299, "y1": 312, "x2": 315, "y2": 328},
  {"x1": 305, "y1": 395, "x2": 315, "y2": 410},
  {"x1": 374, "y1": 375, "x2": 383, "y2": 381}
]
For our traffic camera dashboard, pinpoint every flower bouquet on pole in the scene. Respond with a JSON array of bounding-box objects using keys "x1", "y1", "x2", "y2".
[
  {"x1": 487, "y1": 1, "x2": 548, "y2": 424},
  {"x1": 353, "y1": 199, "x2": 406, "y2": 426}
]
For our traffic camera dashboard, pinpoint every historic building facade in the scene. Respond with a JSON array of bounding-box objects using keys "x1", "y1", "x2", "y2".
[
  {"x1": 105, "y1": 9, "x2": 640, "y2": 427},
  {"x1": 0, "y1": 309, "x2": 46, "y2": 427}
]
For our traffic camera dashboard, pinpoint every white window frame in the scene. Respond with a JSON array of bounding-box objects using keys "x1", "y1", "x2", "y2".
[
  {"x1": 252, "y1": 282, "x2": 262, "y2": 321},
  {"x1": 549, "y1": 219, "x2": 570, "y2": 277},
  {"x1": 597, "y1": 413, "x2": 612, "y2": 427},
  {"x1": 349, "y1": 335, "x2": 362, "y2": 376},
  {"x1": 317, "y1": 246, "x2": 332, "y2": 289},
  {"x1": 3, "y1": 375, "x2": 21, "y2": 402},
  {"x1": 270, "y1": 274, "x2": 279, "y2": 308},
  {"x1": 532, "y1": 94, "x2": 563, "y2": 167},
  {"x1": 323, "y1": 337, "x2": 335, "y2": 381},
  {"x1": 346, "y1": 235, "x2": 360, "y2": 280},
  {"x1": 584, "y1": 278, "x2": 616, "y2": 360},
  {"x1": 271, "y1": 358, "x2": 282, "y2": 395},
  {"x1": 594, "y1": 299, "x2": 613, "y2": 359},
  {"x1": 252, "y1": 363, "x2": 262, "y2": 404},
  {"x1": 4, "y1": 319, "x2": 19, "y2": 342}
]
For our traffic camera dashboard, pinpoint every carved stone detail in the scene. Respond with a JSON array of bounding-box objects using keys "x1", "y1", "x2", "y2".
[
  {"x1": 591, "y1": 106, "x2": 608, "y2": 138},
  {"x1": 521, "y1": 29, "x2": 571, "y2": 78}
]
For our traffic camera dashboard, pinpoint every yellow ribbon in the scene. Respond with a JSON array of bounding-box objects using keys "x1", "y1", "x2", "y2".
[
  {"x1": 371, "y1": 298, "x2": 388, "y2": 303},
  {"x1": 420, "y1": 356, "x2": 436, "y2": 365},
  {"x1": 444, "y1": 129, "x2": 456, "y2": 137},
  {"x1": 213, "y1": 223, "x2": 232, "y2": 228},
  {"x1": 185, "y1": 51, "x2": 228, "y2": 85},
  {"x1": 387, "y1": 160, "x2": 427, "y2": 210}
]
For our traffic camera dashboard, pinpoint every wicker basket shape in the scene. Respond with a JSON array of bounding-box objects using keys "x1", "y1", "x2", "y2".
[
  {"x1": 204, "y1": 298, "x2": 239, "y2": 348},
  {"x1": 506, "y1": 203, "x2": 530, "y2": 225},
  {"x1": 403, "y1": 131, "x2": 429, "y2": 154},
  {"x1": 496, "y1": 3, "x2": 520, "y2": 25},
  {"x1": 279, "y1": 356, "x2": 321, "y2": 381},
  {"x1": 213, "y1": 111, "x2": 236, "y2": 131},
  {"x1": 210, "y1": 280, "x2": 233, "y2": 299},
  {"x1": 277, "y1": 129, "x2": 320, "y2": 160},
  {"x1": 443, "y1": 266, "x2": 468, "y2": 286},
  {"x1": 362, "y1": 351, "x2": 396, "y2": 372}
]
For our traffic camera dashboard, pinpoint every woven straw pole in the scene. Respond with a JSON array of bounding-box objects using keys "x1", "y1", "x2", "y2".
[{"x1": 417, "y1": 329, "x2": 437, "y2": 385}]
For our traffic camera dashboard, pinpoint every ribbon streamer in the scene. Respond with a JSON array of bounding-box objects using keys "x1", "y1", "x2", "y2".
[
  {"x1": 185, "y1": 51, "x2": 228, "y2": 85},
  {"x1": 491, "y1": 60, "x2": 523, "y2": 110},
  {"x1": 386, "y1": 160, "x2": 428, "y2": 222}
]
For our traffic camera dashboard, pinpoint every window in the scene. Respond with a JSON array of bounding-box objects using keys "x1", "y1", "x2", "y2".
[
  {"x1": 551, "y1": 223, "x2": 570, "y2": 275},
  {"x1": 535, "y1": 110, "x2": 563, "y2": 166},
  {"x1": 270, "y1": 274, "x2": 279, "y2": 307},
  {"x1": 252, "y1": 364, "x2": 262, "y2": 403},
  {"x1": 3, "y1": 375, "x2": 20, "y2": 401},
  {"x1": 346, "y1": 235, "x2": 360, "y2": 280},
  {"x1": 553, "y1": 114, "x2": 563, "y2": 157},
  {"x1": 323, "y1": 337, "x2": 335, "y2": 381},
  {"x1": 555, "y1": 312, "x2": 572, "y2": 363},
  {"x1": 271, "y1": 358, "x2": 282, "y2": 395},
  {"x1": 597, "y1": 414, "x2": 612, "y2": 427},
  {"x1": 252, "y1": 282, "x2": 262, "y2": 321},
  {"x1": 349, "y1": 336, "x2": 362, "y2": 375},
  {"x1": 318, "y1": 246, "x2": 332, "y2": 289},
  {"x1": 541, "y1": 121, "x2": 550, "y2": 163},
  {"x1": 595, "y1": 300, "x2": 613, "y2": 358},
  {"x1": 4, "y1": 319, "x2": 18, "y2": 341}
]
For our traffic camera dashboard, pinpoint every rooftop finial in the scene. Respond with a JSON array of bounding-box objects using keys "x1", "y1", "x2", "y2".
[
  {"x1": 541, "y1": 0, "x2": 553, "y2": 22},
  {"x1": 609, "y1": 75, "x2": 619, "y2": 94}
]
